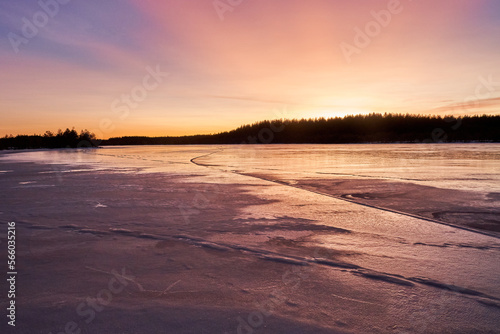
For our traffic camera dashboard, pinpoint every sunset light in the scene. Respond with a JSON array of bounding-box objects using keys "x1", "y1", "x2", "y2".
[
  {"x1": 1, "y1": 0, "x2": 499, "y2": 138},
  {"x1": 2, "y1": 2, "x2": 500, "y2": 333}
]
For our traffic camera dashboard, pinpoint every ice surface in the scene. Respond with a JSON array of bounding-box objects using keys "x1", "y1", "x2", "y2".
[{"x1": 1, "y1": 144, "x2": 499, "y2": 333}]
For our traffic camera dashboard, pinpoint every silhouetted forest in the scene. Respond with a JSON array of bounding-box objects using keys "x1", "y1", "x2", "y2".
[
  {"x1": 1, "y1": 114, "x2": 499, "y2": 150},
  {"x1": 0, "y1": 128, "x2": 98, "y2": 150},
  {"x1": 102, "y1": 114, "x2": 500, "y2": 145}
]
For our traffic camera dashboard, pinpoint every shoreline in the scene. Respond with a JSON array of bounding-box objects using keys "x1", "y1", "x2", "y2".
[{"x1": 1, "y1": 141, "x2": 500, "y2": 153}]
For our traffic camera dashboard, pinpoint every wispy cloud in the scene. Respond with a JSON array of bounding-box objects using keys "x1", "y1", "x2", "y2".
[
  {"x1": 1, "y1": 0, "x2": 499, "y2": 136},
  {"x1": 431, "y1": 96, "x2": 500, "y2": 115}
]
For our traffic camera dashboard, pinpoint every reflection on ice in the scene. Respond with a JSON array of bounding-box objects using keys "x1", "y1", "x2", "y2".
[{"x1": 1, "y1": 143, "x2": 499, "y2": 332}]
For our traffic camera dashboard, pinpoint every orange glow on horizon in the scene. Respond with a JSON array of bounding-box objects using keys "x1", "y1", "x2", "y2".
[{"x1": 1, "y1": 0, "x2": 499, "y2": 137}]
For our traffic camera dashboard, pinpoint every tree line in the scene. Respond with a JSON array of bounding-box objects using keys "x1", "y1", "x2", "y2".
[
  {"x1": 102, "y1": 114, "x2": 500, "y2": 145},
  {"x1": 1, "y1": 114, "x2": 499, "y2": 150},
  {"x1": 0, "y1": 128, "x2": 98, "y2": 150}
]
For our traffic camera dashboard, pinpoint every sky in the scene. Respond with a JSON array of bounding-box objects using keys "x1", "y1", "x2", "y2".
[{"x1": 1, "y1": 0, "x2": 500, "y2": 138}]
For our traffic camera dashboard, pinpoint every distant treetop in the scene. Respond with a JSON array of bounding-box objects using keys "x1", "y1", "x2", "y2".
[
  {"x1": 0, "y1": 128, "x2": 98, "y2": 150},
  {"x1": 1, "y1": 114, "x2": 499, "y2": 150}
]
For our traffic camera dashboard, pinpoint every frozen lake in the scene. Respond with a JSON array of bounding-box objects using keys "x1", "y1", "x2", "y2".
[
  {"x1": 8, "y1": 143, "x2": 499, "y2": 191},
  {"x1": 1, "y1": 143, "x2": 499, "y2": 333}
]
